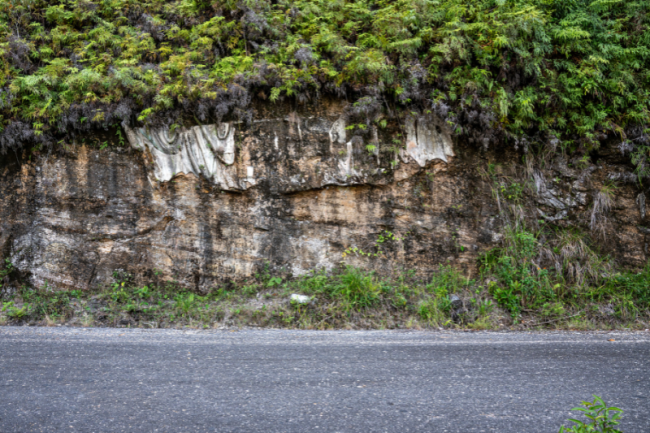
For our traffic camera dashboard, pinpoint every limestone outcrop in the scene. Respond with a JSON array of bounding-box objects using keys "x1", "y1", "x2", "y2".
[
  {"x1": 0, "y1": 102, "x2": 646, "y2": 292},
  {"x1": 125, "y1": 122, "x2": 240, "y2": 189},
  {"x1": 124, "y1": 112, "x2": 454, "y2": 192}
]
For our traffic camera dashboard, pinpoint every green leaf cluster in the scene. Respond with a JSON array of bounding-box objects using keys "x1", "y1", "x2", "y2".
[
  {"x1": 559, "y1": 395, "x2": 623, "y2": 433},
  {"x1": 1, "y1": 0, "x2": 650, "y2": 163}
]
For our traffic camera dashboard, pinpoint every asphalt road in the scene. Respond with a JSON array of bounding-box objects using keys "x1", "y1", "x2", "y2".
[{"x1": 0, "y1": 327, "x2": 649, "y2": 433}]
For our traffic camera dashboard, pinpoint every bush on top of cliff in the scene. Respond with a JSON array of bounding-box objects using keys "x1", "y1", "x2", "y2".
[{"x1": 1, "y1": 0, "x2": 650, "y2": 172}]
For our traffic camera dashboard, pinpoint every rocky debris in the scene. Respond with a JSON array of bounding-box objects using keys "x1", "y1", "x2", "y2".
[
  {"x1": 538, "y1": 209, "x2": 568, "y2": 222},
  {"x1": 449, "y1": 294, "x2": 462, "y2": 310},
  {"x1": 290, "y1": 294, "x2": 312, "y2": 304},
  {"x1": 599, "y1": 304, "x2": 616, "y2": 317},
  {"x1": 637, "y1": 193, "x2": 646, "y2": 220},
  {"x1": 449, "y1": 294, "x2": 468, "y2": 323}
]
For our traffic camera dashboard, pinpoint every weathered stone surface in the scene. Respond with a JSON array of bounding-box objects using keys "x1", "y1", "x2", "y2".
[
  {"x1": 126, "y1": 122, "x2": 240, "y2": 189},
  {"x1": 0, "y1": 102, "x2": 647, "y2": 292},
  {"x1": 402, "y1": 115, "x2": 454, "y2": 167}
]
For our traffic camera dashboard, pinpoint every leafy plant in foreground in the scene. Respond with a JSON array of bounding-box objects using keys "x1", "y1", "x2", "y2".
[{"x1": 559, "y1": 395, "x2": 623, "y2": 433}]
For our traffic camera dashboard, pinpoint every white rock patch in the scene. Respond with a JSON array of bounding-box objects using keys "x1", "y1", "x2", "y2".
[
  {"x1": 404, "y1": 116, "x2": 454, "y2": 166},
  {"x1": 126, "y1": 123, "x2": 243, "y2": 190},
  {"x1": 290, "y1": 294, "x2": 312, "y2": 304}
]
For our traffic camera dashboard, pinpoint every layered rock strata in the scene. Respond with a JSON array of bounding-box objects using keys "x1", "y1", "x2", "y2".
[{"x1": 0, "y1": 102, "x2": 646, "y2": 291}]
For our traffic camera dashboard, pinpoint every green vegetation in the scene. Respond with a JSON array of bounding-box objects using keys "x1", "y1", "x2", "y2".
[
  {"x1": 0, "y1": 266, "x2": 472, "y2": 329},
  {"x1": 559, "y1": 395, "x2": 624, "y2": 433},
  {"x1": 476, "y1": 158, "x2": 650, "y2": 328},
  {"x1": 483, "y1": 222, "x2": 650, "y2": 326},
  {"x1": 1, "y1": 242, "x2": 648, "y2": 329},
  {"x1": 2, "y1": 0, "x2": 650, "y2": 175}
]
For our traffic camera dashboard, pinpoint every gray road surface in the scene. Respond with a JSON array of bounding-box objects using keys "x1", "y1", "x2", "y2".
[{"x1": 1, "y1": 327, "x2": 649, "y2": 433}]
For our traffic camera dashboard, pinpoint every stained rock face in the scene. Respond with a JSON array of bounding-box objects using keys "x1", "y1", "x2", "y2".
[{"x1": 0, "y1": 101, "x2": 646, "y2": 292}]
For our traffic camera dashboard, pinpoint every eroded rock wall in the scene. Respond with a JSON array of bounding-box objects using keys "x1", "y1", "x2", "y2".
[{"x1": 0, "y1": 101, "x2": 646, "y2": 291}]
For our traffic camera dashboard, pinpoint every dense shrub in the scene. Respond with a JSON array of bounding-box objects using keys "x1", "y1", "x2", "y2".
[
  {"x1": 1, "y1": 0, "x2": 650, "y2": 173},
  {"x1": 482, "y1": 223, "x2": 650, "y2": 321}
]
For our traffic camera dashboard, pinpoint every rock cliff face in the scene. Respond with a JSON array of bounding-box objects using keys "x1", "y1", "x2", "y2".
[{"x1": 0, "y1": 101, "x2": 647, "y2": 292}]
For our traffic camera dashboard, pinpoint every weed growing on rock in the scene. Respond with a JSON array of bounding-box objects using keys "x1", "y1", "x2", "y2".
[{"x1": 590, "y1": 184, "x2": 615, "y2": 237}]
